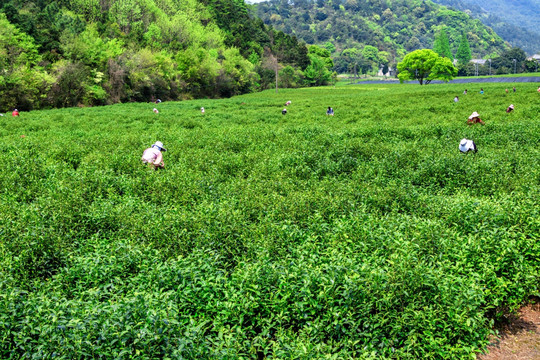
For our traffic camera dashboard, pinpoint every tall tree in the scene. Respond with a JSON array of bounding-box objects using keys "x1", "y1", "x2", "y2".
[
  {"x1": 433, "y1": 28, "x2": 453, "y2": 60},
  {"x1": 262, "y1": 48, "x2": 281, "y2": 93},
  {"x1": 455, "y1": 31, "x2": 472, "y2": 65},
  {"x1": 397, "y1": 49, "x2": 457, "y2": 85}
]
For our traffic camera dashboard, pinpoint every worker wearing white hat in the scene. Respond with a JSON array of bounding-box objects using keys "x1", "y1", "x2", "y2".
[
  {"x1": 459, "y1": 139, "x2": 477, "y2": 153},
  {"x1": 141, "y1": 141, "x2": 167, "y2": 169},
  {"x1": 467, "y1": 111, "x2": 484, "y2": 125}
]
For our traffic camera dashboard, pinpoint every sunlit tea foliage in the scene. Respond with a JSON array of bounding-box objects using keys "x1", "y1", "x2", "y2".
[{"x1": 0, "y1": 83, "x2": 538, "y2": 358}]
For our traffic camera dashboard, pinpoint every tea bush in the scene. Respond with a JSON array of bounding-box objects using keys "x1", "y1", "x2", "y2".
[{"x1": 0, "y1": 83, "x2": 538, "y2": 358}]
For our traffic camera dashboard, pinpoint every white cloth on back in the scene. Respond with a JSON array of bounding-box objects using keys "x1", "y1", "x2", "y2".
[{"x1": 142, "y1": 147, "x2": 160, "y2": 163}]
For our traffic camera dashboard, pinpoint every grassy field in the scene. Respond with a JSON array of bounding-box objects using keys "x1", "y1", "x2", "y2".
[{"x1": 0, "y1": 83, "x2": 539, "y2": 359}]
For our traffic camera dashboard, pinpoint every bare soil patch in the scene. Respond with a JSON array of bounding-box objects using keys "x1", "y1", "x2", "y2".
[{"x1": 478, "y1": 301, "x2": 540, "y2": 360}]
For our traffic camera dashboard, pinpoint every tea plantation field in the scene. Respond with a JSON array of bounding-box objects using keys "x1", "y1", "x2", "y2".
[{"x1": 0, "y1": 83, "x2": 539, "y2": 359}]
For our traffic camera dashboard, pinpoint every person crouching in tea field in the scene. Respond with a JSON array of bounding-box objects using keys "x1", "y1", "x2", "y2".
[
  {"x1": 12, "y1": 109, "x2": 19, "y2": 117},
  {"x1": 326, "y1": 107, "x2": 334, "y2": 116},
  {"x1": 459, "y1": 139, "x2": 477, "y2": 154},
  {"x1": 142, "y1": 141, "x2": 166, "y2": 169},
  {"x1": 467, "y1": 112, "x2": 484, "y2": 125},
  {"x1": 282, "y1": 108, "x2": 287, "y2": 115},
  {"x1": 506, "y1": 104, "x2": 514, "y2": 113}
]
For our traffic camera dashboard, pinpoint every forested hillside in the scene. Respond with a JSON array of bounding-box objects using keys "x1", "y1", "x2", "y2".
[
  {"x1": 454, "y1": 0, "x2": 540, "y2": 36},
  {"x1": 256, "y1": 0, "x2": 509, "y2": 72},
  {"x1": 432, "y1": 0, "x2": 540, "y2": 55},
  {"x1": 0, "y1": 0, "x2": 314, "y2": 110}
]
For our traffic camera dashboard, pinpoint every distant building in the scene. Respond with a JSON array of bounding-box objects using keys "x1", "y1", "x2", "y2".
[
  {"x1": 377, "y1": 66, "x2": 395, "y2": 77},
  {"x1": 526, "y1": 54, "x2": 540, "y2": 61},
  {"x1": 470, "y1": 59, "x2": 487, "y2": 65}
]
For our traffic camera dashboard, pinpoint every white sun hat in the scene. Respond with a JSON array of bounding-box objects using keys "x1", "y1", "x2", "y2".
[
  {"x1": 509, "y1": 104, "x2": 514, "y2": 109},
  {"x1": 152, "y1": 141, "x2": 167, "y2": 151},
  {"x1": 459, "y1": 138, "x2": 476, "y2": 153},
  {"x1": 468, "y1": 112, "x2": 480, "y2": 120}
]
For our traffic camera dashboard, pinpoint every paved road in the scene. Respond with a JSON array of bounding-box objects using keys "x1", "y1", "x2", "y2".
[{"x1": 355, "y1": 76, "x2": 540, "y2": 85}]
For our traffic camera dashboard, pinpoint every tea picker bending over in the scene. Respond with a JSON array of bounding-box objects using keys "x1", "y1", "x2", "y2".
[
  {"x1": 142, "y1": 141, "x2": 167, "y2": 169},
  {"x1": 326, "y1": 107, "x2": 334, "y2": 116},
  {"x1": 459, "y1": 139, "x2": 477, "y2": 153},
  {"x1": 467, "y1": 112, "x2": 484, "y2": 125}
]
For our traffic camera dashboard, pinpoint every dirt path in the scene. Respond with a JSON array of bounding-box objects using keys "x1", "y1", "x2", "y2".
[{"x1": 478, "y1": 302, "x2": 540, "y2": 360}]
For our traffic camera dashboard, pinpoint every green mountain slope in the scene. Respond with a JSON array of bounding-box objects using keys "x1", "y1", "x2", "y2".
[
  {"x1": 431, "y1": 0, "x2": 540, "y2": 55},
  {"x1": 460, "y1": 0, "x2": 540, "y2": 36},
  {"x1": 256, "y1": 0, "x2": 510, "y2": 67}
]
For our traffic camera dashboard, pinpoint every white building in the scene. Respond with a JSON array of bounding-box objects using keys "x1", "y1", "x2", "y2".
[
  {"x1": 470, "y1": 59, "x2": 487, "y2": 65},
  {"x1": 377, "y1": 66, "x2": 394, "y2": 76}
]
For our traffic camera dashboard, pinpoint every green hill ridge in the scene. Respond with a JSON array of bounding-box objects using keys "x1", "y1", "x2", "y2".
[
  {"x1": 431, "y1": 0, "x2": 540, "y2": 55},
  {"x1": 256, "y1": 0, "x2": 510, "y2": 70}
]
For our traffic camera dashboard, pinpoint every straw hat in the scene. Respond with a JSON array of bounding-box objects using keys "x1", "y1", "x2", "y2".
[
  {"x1": 152, "y1": 141, "x2": 167, "y2": 152},
  {"x1": 459, "y1": 138, "x2": 476, "y2": 153},
  {"x1": 468, "y1": 112, "x2": 480, "y2": 120},
  {"x1": 509, "y1": 104, "x2": 514, "y2": 109}
]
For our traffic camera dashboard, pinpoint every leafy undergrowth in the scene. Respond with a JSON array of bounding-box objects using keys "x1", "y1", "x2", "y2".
[{"x1": 0, "y1": 84, "x2": 538, "y2": 359}]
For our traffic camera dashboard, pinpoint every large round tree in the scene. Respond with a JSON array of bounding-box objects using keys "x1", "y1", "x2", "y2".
[{"x1": 397, "y1": 49, "x2": 458, "y2": 85}]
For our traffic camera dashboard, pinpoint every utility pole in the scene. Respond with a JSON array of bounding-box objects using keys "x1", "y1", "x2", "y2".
[
  {"x1": 488, "y1": 59, "x2": 491, "y2": 76},
  {"x1": 512, "y1": 59, "x2": 517, "y2": 74}
]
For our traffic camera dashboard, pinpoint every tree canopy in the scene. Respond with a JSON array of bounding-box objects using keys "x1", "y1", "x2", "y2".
[
  {"x1": 455, "y1": 31, "x2": 472, "y2": 65},
  {"x1": 433, "y1": 28, "x2": 453, "y2": 60},
  {"x1": 0, "y1": 0, "x2": 317, "y2": 110},
  {"x1": 397, "y1": 49, "x2": 458, "y2": 85}
]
